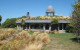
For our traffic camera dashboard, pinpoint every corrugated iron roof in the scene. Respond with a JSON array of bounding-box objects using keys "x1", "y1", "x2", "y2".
[
  {"x1": 16, "y1": 20, "x2": 70, "y2": 23},
  {"x1": 58, "y1": 20, "x2": 70, "y2": 23},
  {"x1": 16, "y1": 20, "x2": 52, "y2": 23}
]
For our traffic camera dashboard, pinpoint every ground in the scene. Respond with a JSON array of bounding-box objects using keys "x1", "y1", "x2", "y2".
[
  {"x1": 0, "y1": 28, "x2": 80, "y2": 50},
  {"x1": 43, "y1": 33, "x2": 80, "y2": 50}
]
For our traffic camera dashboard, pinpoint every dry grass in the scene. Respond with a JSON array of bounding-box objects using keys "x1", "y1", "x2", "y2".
[
  {"x1": 49, "y1": 30, "x2": 59, "y2": 34},
  {"x1": 0, "y1": 29, "x2": 17, "y2": 40},
  {"x1": 53, "y1": 30, "x2": 59, "y2": 34},
  {"x1": 0, "y1": 41, "x2": 7, "y2": 46},
  {"x1": 16, "y1": 16, "x2": 71, "y2": 22},
  {"x1": 24, "y1": 43, "x2": 43, "y2": 50},
  {"x1": 39, "y1": 33, "x2": 50, "y2": 44},
  {"x1": 0, "y1": 29, "x2": 4, "y2": 34},
  {"x1": 0, "y1": 30, "x2": 50, "y2": 50}
]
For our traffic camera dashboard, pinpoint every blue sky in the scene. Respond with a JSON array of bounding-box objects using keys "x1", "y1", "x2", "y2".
[{"x1": 0, "y1": 0, "x2": 75, "y2": 23}]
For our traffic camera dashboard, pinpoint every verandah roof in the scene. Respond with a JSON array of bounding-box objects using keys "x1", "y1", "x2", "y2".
[
  {"x1": 58, "y1": 20, "x2": 70, "y2": 23},
  {"x1": 16, "y1": 20, "x2": 70, "y2": 23},
  {"x1": 16, "y1": 20, "x2": 52, "y2": 23}
]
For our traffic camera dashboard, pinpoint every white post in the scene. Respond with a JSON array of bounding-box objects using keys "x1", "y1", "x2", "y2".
[
  {"x1": 49, "y1": 13, "x2": 51, "y2": 16},
  {"x1": 26, "y1": 24, "x2": 27, "y2": 29},
  {"x1": 58, "y1": 24, "x2": 59, "y2": 31},
  {"x1": 49, "y1": 24, "x2": 51, "y2": 31},
  {"x1": 17, "y1": 24, "x2": 18, "y2": 29},
  {"x1": 43, "y1": 24, "x2": 45, "y2": 32},
  {"x1": 52, "y1": 13, "x2": 54, "y2": 16},
  {"x1": 19, "y1": 25, "x2": 21, "y2": 29},
  {"x1": 62, "y1": 23, "x2": 63, "y2": 30},
  {"x1": 29, "y1": 24, "x2": 30, "y2": 29},
  {"x1": 46, "y1": 13, "x2": 48, "y2": 16},
  {"x1": 22, "y1": 26, "x2": 23, "y2": 30}
]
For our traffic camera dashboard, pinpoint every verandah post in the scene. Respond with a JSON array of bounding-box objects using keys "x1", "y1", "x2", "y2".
[
  {"x1": 49, "y1": 24, "x2": 51, "y2": 31},
  {"x1": 43, "y1": 24, "x2": 45, "y2": 32}
]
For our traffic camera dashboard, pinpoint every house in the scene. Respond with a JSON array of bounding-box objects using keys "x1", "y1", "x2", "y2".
[{"x1": 16, "y1": 6, "x2": 70, "y2": 33}]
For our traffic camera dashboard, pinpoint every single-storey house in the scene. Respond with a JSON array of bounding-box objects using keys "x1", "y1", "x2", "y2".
[{"x1": 16, "y1": 6, "x2": 70, "y2": 33}]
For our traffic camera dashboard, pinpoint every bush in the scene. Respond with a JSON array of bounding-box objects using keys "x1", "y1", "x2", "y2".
[{"x1": 65, "y1": 25, "x2": 73, "y2": 33}]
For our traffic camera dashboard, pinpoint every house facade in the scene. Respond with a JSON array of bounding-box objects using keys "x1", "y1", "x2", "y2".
[{"x1": 16, "y1": 6, "x2": 70, "y2": 33}]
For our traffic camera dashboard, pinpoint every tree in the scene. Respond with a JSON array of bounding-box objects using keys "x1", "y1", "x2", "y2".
[
  {"x1": 1, "y1": 16, "x2": 26, "y2": 28},
  {"x1": 0, "y1": 15, "x2": 2, "y2": 26},
  {"x1": 71, "y1": 0, "x2": 80, "y2": 42},
  {"x1": 1, "y1": 18, "x2": 17, "y2": 28}
]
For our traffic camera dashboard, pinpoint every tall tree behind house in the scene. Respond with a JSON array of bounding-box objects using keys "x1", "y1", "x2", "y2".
[{"x1": 71, "y1": 0, "x2": 80, "y2": 42}]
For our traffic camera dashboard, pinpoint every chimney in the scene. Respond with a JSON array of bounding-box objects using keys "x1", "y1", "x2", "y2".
[{"x1": 26, "y1": 12, "x2": 30, "y2": 18}]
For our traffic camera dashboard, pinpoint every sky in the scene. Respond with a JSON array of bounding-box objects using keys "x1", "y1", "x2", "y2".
[{"x1": 0, "y1": 0, "x2": 75, "y2": 23}]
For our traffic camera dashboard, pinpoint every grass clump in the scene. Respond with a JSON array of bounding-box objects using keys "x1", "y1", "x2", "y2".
[
  {"x1": 0, "y1": 29, "x2": 17, "y2": 40},
  {"x1": 49, "y1": 30, "x2": 59, "y2": 34},
  {"x1": 0, "y1": 30, "x2": 50, "y2": 50}
]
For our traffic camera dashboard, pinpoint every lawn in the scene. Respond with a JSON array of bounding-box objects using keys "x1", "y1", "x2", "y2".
[{"x1": 43, "y1": 33, "x2": 80, "y2": 50}]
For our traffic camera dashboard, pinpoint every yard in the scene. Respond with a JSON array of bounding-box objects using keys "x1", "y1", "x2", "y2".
[
  {"x1": 25, "y1": 31, "x2": 80, "y2": 50},
  {"x1": 43, "y1": 33, "x2": 80, "y2": 50},
  {"x1": 0, "y1": 28, "x2": 80, "y2": 50}
]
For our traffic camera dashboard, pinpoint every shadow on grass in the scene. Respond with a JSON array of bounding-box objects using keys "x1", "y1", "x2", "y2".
[{"x1": 71, "y1": 38, "x2": 80, "y2": 43}]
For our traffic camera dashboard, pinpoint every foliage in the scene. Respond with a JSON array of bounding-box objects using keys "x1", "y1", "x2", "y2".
[
  {"x1": 17, "y1": 16, "x2": 26, "y2": 19},
  {"x1": 0, "y1": 15, "x2": 2, "y2": 25},
  {"x1": 70, "y1": 0, "x2": 80, "y2": 42},
  {"x1": 65, "y1": 25, "x2": 74, "y2": 33},
  {"x1": 71, "y1": 0, "x2": 80, "y2": 36},
  {"x1": 1, "y1": 18, "x2": 17, "y2": 28},
  {"x1": 1, "y1": 16, "x2": 26, "y2": 28},
  {"x1": 51, "y1": 19, "x2": 58, "y2": 25},
  {"x1": 35, "y1": 16, "x2": 41, "y2": 20},
  {"x1": 21, "y1": 19, "x2": 25, "y2": 26},
  {"x1": 0, "y1": 15, "x2": 2, "y2": 22}
]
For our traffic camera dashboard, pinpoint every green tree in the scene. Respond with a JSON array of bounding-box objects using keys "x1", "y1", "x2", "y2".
[
  {"x1": 0, "y1": 15, "x2": 2, "y2": 26},
  {"x1": 1, "y1": 16, "x2": 26, "y2": 28},
  {"x1": 71, "y1": 0, "x2": 80, "y2": 42},
  {"x1": 1, "y1": 18, "x2": 17, "y2": 28}
]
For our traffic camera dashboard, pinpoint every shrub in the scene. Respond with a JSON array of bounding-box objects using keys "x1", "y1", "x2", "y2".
[{"x1": 65, "y1": 25, "x2": 73, "y2": 33}]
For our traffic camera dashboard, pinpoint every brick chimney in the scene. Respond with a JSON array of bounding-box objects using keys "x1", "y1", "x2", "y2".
[{"x1": 26, "y1": 12, "x2": 30, "y2": 18}]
